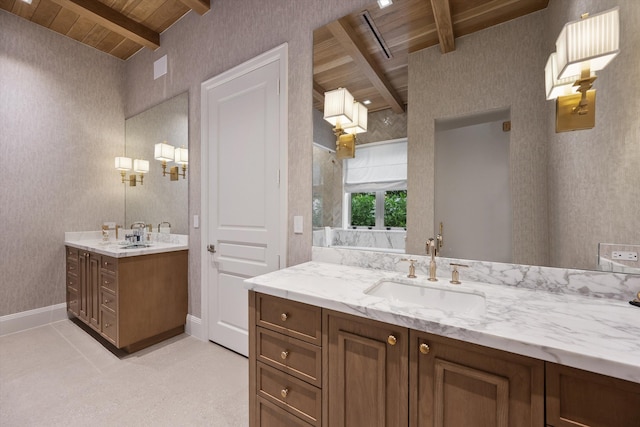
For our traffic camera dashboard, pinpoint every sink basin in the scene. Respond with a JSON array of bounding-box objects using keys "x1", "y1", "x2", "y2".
[
  {"x1": 364, "y1": 279, "x2": 486, "y2": 316},
  {"x1": 122, "y1": 244, "x2": 152, "y2": 249}
]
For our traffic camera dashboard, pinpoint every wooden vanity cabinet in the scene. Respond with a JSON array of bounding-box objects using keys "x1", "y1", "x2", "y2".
[
  {"x1": 410, "y1": 329, "x2": 544, "y2": 427},
  {"x1": 546, "y1": 362, "x2": 640, "y2": 427},
  {"x1": 65, "y1": 246, "x2": 188, "y2": 352},
  {"x1": 325, "y1": 310, "x2": 409, "y2": 427}
]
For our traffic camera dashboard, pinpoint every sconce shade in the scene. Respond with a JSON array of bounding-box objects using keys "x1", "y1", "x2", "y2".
[
  {"x1": 115, "y1": 156, "x2": 132, "y2": 170},
  {"x1": 555, "y1": 7, "x2": 619, "y2": 79},
  {"x1": 343, "y1": 102, "x2": 368, "y2": 134},
  {"x1": 323, "y1": 88, "x2": 354, "y2": 127},
  {"x1": 174, "y1": 147, "x2": 189, "y2": 165},
  {"x1": 544, "y1": 53, "x2": 594, "y2": 100},
  {"x1": 154, "y1": 142, "x2": 175, "y2": 161},
  {"x1": 133, "y1": 159, "x2": 149, "y2": 173}
]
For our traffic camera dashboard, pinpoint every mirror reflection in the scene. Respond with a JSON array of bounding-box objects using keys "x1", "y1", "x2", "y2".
[
  {"x1": 312, "y1": 0, "x2": 640, "y2": 272},
  {"x1": 125, "y1": 92, "x2": 189, "y2": 234}
]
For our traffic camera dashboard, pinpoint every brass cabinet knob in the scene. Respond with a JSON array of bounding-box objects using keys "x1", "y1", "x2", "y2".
[
  {"x1": 104, "y1": 323, "x2": 111, "y2": 328},
  {"x1": 104, "y1": 299, "x2": 110, "y2": 304},
  {"x1": 280, "y1": 351, "x2": 289, "y2": 360},
  {"x1": 388, "y1": 335, "x2": 397, "y2": 346},
  {"x1": 280, "y1": 388, "x2": 289, "y2": 398},
  {"x1": 280, "y1": 313, "x2": 288, "y2": 321},
  {"x1": 419, "y1": 343, "x2": 430, "y2": 355}
]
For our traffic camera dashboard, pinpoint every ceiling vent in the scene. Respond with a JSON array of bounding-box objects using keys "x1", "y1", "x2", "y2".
[{"x1": 361, "y1": 10, "x2": 393, "y2": 59}]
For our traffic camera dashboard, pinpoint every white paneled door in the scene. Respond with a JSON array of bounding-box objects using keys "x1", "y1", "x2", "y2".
[{"x1": 201, "y1": 45, "x2": 287, "y2": 356}]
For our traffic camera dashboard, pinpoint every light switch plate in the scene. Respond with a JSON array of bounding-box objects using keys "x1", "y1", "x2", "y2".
[
  {"x1": 293, "y1": 216, "x2": 303, "y2": 234},
  {"x1": 154, "y1": 55, "x2": 167, "y2": 79},
  {"x1": 193, "y1": 215, "x2": 199, "y2": 229}
]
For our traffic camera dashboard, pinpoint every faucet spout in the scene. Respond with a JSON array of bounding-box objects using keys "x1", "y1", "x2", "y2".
[{"x1": 427, "y1": 238, "x2": 438, "y2": 282}]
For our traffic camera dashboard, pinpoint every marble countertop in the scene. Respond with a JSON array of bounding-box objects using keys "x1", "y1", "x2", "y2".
[
  {"x1": 245, "y1": 261, "x2": 640, "y2": 383},
  {"x1": 65, "y1": 232, "x2": 188, "y2": 258}
]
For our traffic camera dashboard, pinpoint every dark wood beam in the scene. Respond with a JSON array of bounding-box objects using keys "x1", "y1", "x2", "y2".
[
  {"x1": 327, "y1": 18, "x2": 405, "y2": 114},
  {"x1": 430, "y1": 0, "x2": 455, "y2": 53},
  {"x1": 50, "y1": 0, "x2": 160, "y2": 50},
  {"x1": 178, "y1": 0, "x2": 210, "y2": 16}
]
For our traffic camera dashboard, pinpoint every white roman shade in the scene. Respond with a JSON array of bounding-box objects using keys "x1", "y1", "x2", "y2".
[{"x1": 344, "y1": 139, "x2": 407, "y2": 192}]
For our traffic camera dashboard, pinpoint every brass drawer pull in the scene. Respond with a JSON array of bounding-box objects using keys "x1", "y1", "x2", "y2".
[
  {"x1": 388, "y1": 335, "x2": 397, "y2": 346},
  {"x1": 104, "y1": 299, "x2": 110, "y2": 304},
  {"x1": 280, "y1": 313, "x2": 288, "y2": 322},
  {"x1": 280, "y1": 350, "x2": 289, "y2": 360},
  {"x1": 104, "y1": 323, "x2": 111, "y2": 328},
  {"x1": 280, "y1": 387, "x2": 289, "y2": 398},
  {"x1": 420, "y1": 343, "x2": 430, "y2": 354}
]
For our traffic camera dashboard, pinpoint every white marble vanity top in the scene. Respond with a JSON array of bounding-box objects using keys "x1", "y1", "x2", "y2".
[
  {"x1": 245, "y1": 260, "x2": 640, "y2": 383},
  {"x1": 65, "y1": 231, "x2": 188, "y2": 258}
]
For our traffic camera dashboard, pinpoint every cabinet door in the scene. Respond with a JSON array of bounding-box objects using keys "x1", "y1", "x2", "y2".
[
  {"x1": 325, "y1": 310, "x2": 409, "y2": 427},
  {"x1": 546, "y1": 362, "x2": 640, "y2": 427},
  {"x1": 410, "y1": 330, "x2": 544, "y2": 427},
  {"x1": 88, "y1": 253, "x2": 101, "y2": 329},
  {"x1": 78, "y1": 251, "x2": 89, "y2": 321}
]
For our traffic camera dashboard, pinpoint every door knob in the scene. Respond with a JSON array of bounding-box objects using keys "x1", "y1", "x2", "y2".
[{"x1": 207, "y1": 244, "x2": 216, "y2": 253}]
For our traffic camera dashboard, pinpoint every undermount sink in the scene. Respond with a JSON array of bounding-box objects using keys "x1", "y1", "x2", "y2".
[
  {"x1": 122, "y1": 244, "x2": 152, "y2": 249},
  {"x1": 364, "y1": 279, "x2": 486, "y2": 316}
]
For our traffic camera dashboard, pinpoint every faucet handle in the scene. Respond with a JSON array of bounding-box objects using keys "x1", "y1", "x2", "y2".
[
  {"x1": 449, "y1": 263, "x2": 469, "y2": 285},
  {"x1": 400, "y1": 258, "x2": 417, "y2": 278}
]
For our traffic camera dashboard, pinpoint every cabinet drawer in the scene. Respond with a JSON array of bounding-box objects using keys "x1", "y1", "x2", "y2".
[
  {"x1": 101, "y1": 309, "x2": 117, "y2": 345},
  {"x1": 257, "y1": 327, "x2": 321, "y2": 387},
  {"x1": 101, "y1": 256, "x2": 118, "y2": 274},
  {"x1": 101, "y1": 272, "x2": 117, "y2": 293},
  {"x1": 67, "y1": 288, "x2": 79, "y2": 317},
  {"x1": 66, "y1": 274, "x2": 79, "y2": 292},
  {"x1": 101, "y1": 289, "x2": 117, "y2": 314},
  {"x1": 257, "y1": 396, "x2": 313, "y2": 427},
  {"x1": 66, "y1": 246, "x2": 78, "y2": 263},
  {"x1": 256, "y1": 294, "x2": 321, "y2": 344},
  {"x1": 257, "y1": 362, "x2": 321, "y2": 426}
]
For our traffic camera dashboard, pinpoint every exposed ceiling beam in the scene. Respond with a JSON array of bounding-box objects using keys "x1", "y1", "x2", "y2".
[
  {"x1": 178, "y1": 0, "x2": 210, "y2": 16},
  {"x1": 50, "y1": 0, "x2": 160, "y2": 50},
  {"x1": 313, "y1": 81, "x2": 326, "y2": 106},
  {"x1": 326, "y1": 18, "x2": 405, "y2": 114},
  {"x1": 430, "y1": 0, "x2": 455, "y2": 53}
]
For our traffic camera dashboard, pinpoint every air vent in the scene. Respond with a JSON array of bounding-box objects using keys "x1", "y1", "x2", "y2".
[{"x1": 361, "y1": 10, "x2": 393, "y2": 59}]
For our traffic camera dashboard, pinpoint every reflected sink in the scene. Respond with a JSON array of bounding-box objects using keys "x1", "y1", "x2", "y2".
[{"x1": 364, "y1": 279, "x2": 486, "y2": 316}]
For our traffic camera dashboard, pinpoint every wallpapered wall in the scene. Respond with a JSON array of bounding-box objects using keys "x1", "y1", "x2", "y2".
[{"x1": 0, "y1": 11, "x2": 125, "y2": 316}]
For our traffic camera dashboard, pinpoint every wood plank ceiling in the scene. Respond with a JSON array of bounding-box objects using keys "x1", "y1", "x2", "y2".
[
  {"x1": 0, "y1": 0, "x2": 210, "y2": 60},
  {"x1": 313, "y1": 0, "x2": 549, "y2": 114}
]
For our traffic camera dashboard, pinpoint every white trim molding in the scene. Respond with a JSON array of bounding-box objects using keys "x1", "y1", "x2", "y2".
[
  {"x1": 0, "y1": 303, "x2": 68, "y2": 336},
  {"x1": 185, "y1": 314, "x2": 204, "y2": 340}
]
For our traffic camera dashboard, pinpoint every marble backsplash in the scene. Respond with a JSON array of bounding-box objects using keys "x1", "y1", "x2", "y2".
[
  {"x1": 312, "y1": 247, "x2": 640, "y2": 301},
  {"x1": 312, "y1": 228, "x2": 406, "y2": 251}
]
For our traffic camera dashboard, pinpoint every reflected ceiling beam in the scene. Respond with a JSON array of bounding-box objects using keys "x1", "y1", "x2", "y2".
[
  {"x1": 313, "y1": 81, "x2": 326, "y2": 106},
  {"x1": 430, "y1": 0, "x2": 456, "y2": 53},
  {"x1": 326, "y1": 18, "x2": 405, "y2": 114},
  {"x1": 50, "y1": 0, "x2": 160, "y2": 50},
  {"x1": 178, "y1": 0, "x2": 210, "y2": 16}
]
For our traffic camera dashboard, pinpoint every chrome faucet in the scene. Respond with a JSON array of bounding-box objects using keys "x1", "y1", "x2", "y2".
[{"x1": 427, "y1": 238, "x2": 438, "y2": 281}]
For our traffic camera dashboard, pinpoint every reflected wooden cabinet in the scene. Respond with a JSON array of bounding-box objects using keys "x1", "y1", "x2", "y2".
[
  {"x1": 546, "y1": 362, "x2": 640, "y2": 427},
  {"x1": 410, "y1": 329, "x2": 544, "y2": 427},
  {"x1": 65, "y1": 246, "x2": 188, "y2": 352},
  {"x1": 325, "y1": 310, "x2": 409, "y2": 427}
]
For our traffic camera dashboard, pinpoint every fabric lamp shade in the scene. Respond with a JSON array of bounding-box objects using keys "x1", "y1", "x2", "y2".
[
  {"x1": 344, "y1": 102, "x2": 368, "y2": 134},
  {"x1": 174, "y1": 147, "x2": 189, "y2": 165},
  {"x1": 555, "y1": 7, "x2": 619, "y2": 79},
  {"x1": 154, "y1": 142, "x2": 175, "y2": 161},
  {"x1": 323, "y1": 88, "x2": 354, "y2": 127},
  {"x1": 115, "y1": 156, "x2": 132, "y2": 170},
  {"x1": 133, "y1": 159, "x2": 149, "y2": 173},
  {"x1": 545, "y1": 53, "x2": 583, "y2": 100}
]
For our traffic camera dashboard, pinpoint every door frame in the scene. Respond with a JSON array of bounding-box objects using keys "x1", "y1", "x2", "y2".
[{"x1": 200, "y1": 43, "x2": 288, "y2": 342}]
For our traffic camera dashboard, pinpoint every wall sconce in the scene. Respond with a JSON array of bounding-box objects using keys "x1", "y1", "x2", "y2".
[
  {"x1": 545, "y1": 7, "x2": 619, "y2": 132},
  {"x1": 323, "y1": 87, "x2": 368, "y2": 160},
  {"x1": 114, "y1": 156, "x2": 148, "y2": 186},
  {"x1": 154, "y1": 142, "x2": 188, "y2": 181}
]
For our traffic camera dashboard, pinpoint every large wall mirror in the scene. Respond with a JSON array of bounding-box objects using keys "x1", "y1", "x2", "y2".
[
  {"x1": 125, "y1": 92, "x2": 188, "y2": 234},
  {"x1": 312, "y1": 0, "x2": 640, "y2": 273}
]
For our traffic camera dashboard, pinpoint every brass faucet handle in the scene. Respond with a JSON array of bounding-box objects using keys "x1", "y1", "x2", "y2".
[
  {"x1": 449, "y1": 263, "x2": 469, "y2": 285},
  {"x1": 401, "y1": 258, "x2": 418, "y2": 278}
]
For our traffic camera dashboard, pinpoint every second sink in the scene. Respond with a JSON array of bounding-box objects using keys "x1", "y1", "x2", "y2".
[{"x1": 364, "y1": 278, "x2": 486, "y2": 317}]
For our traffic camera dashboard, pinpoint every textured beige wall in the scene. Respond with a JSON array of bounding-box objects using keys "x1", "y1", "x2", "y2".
[
  {"x1": 0, "y1": 11, "x2": 125, "y2": 316},
  {"x1": 546, "y1": 0, "x2": 640, "y2": 270},
  {"x1": 407, "y1": 9, "x2": 549, "y2": 266},
  {"x1": 123, "y1": 0, "x2": 372, "y2": 317}
]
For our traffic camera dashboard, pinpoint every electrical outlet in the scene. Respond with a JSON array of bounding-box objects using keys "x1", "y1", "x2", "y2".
[{"x1": 612, "y1": 251, "x2": 638, "y2": 261}]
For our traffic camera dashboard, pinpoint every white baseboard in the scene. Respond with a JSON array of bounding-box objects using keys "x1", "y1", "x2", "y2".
[
  {"x1": 0, "y1": 303, "x2": 68, "y2": 336},
  {"x1": 185, "y1": 314, "x2": 204, "y2": 341}
]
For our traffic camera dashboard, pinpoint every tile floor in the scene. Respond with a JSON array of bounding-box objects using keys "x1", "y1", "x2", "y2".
[{"x1": 0, "y1": 320, "x2": 248, "y2": 426}]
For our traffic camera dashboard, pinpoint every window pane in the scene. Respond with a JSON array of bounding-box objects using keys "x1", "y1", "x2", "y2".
[
  {"x1": 384, "y1": 190, "x2": 407, "y2": 228},
  {"x1": 350, "y1": 193, "x2": 376, "y2": 227}
]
